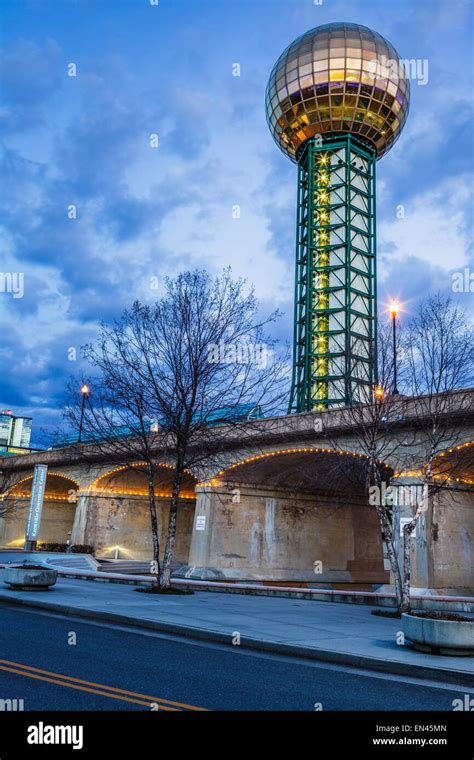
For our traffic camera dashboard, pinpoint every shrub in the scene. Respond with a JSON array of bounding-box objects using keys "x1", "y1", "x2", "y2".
[
  {"x1": 37, "y1": 543, "x2": 95, "y2": 554},
  {"x1": 70, "y1": 544, "x2": 94, "y2": 554},
  {"x1": 37, "y1": 543, "x2": 68, "y2": 552}
]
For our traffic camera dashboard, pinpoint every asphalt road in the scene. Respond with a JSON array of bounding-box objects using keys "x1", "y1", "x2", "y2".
[{"x1": 0, "y1": 605, "x2": 469, "y2": 711}]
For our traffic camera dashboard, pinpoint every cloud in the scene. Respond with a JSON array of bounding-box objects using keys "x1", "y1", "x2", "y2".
[
  {"x1": 0, "y1": 38, "x2": 63, "y2": 134},
  {"x1": 378, "y1": 176, "x2": 472, "y2": 277},
  {"x1": 0, "y1": 0, "x2": 472, "y2": 436}
]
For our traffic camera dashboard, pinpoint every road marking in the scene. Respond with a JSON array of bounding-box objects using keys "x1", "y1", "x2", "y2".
[
  {"x1": 0, "y1": 665, "x2": 170, "y2": 709},
  {"x1": 0, "y1": 659, "x2": 207, "y2": 711}
]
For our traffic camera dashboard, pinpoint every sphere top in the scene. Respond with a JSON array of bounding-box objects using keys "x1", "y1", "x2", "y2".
[{"x1": 265, "y1": 22, "x2": 410, "y2": 162}]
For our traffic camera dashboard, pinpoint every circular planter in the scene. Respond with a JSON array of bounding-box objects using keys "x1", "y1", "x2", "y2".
[
  {"x1": 3, "y1": 565, "x2": 58, "y2": 591},
  {"x1": 402, "y1": 612, "x2": 474, "y2": 656}
]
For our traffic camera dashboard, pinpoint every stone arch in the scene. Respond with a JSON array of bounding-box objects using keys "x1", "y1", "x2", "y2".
[
  {"x1": 7, "y1": 471, "x2": 80, "y2": 499},
  {"x1": 187, "y1": 447, "x2": 391, "y2": 586},
  {"x1": 200, "y1": 446, "x2": 392, "y2": 489},
  {"x1": 1, "y1": 472, "x2": 80, "y2": 549},
  {"x1": 394, "y1": 440, "x2": 474, "y2": 486},
  {"x1": 74, "y1": 463, "x2": 197, "y2": 562},
  {"x1": 431, "y1": 440, "x2": 474, "y2": 485},
  {"x1": 90, "y1": 462, "x2": 196, "y2": 497},
  {"x1": 391, "y1": 440, "x2": 474, "y2": 593}
]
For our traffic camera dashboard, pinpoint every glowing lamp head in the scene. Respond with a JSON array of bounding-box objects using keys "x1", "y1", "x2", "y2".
[
  {"x1": 80, "y1": 384, "x2": 90, "y2": 395},
  {"x1": 389, "y1": 301, "x2": 399, "y2": 317},
  {"x1": 374, "y1": 385, "x2": 385, "y2": 401},
  {"x1": 265, "y1": 22, "x2": 410, "y2": 163}
]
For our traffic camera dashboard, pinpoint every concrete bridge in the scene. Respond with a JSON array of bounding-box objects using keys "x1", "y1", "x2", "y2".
[{"x1": 1, "y1": 391, "x2": 473, "y2": 593}]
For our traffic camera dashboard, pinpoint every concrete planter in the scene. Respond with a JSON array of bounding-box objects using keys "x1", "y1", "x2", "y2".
[
  {"x1": 3, "y1": 565, "x2": 58, "y2": 591},
  {"x1": 402, "y1": 612, "x2": 474, "y2": 656}
]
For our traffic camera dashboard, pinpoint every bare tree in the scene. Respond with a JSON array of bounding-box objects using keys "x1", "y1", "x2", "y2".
[
  {"x1": 321, "y1": 322, "x2": 406, "y2": 608},
  {"x1": 63, "y1": 372, "x2": 165, "y2": 573},
  {"x1": 396, "y1": 294, "x2": 474, "y2": 612},
  {"x1": 323, "y1": 295, "x2": 474, "y2": 613},
  {"x1": 0, "y1": 465, "x2": 23, "y2": 535},
  {"x1": 65, "y1": 268, "x2": 289, "y2": 589}
]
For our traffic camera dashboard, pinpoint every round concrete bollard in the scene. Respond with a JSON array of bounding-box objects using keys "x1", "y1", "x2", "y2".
[
  {"x1": 402, "y1": 612, "x2": 474, "y2": 656},
  {"x1": 3, "y1": 565, "x2": 58, "y2": 591}
]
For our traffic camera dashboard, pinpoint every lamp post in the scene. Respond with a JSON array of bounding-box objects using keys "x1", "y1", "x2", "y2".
[
  {"x1": 374, "y1": 385, "x2": 385, "y2": 402},
  {"x1": 78, "y1": 384, "x2": 89, "y2": 443},
  {"x1": 389, "y1": 301, "x2": 399, "y2": 395}
]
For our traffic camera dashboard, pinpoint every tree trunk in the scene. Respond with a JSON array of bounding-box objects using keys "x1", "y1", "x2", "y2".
[
  {"x1": 400, "y1": 478, "x2": 430, "y2": 613},
  {"x1": 375, "y1": 501, "x2": 403, "y2": 609},
  {"x1": 400, "y1": 520, "x2": 416, "y2": 613},
  {"x1": 367, "y1": 462, "x2": 403, "y2": 610},
  {"x1": 147, "y1": 465, "x2": 161, "y2": 585},
  {"x1": 159, "y1": 469, "x2": 183, "y2": 589}
]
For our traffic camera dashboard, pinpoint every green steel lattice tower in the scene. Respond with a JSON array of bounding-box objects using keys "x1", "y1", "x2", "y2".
[{"x1": 265, "y1": 23, "x2": 410, "y2": 412}]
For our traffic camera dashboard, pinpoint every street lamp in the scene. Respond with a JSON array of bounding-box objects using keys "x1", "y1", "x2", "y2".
[
  {"x1": 78, "y1": 384, "x2": 90, "y2": 443},
  {"x1": 374, "y1": 385, "x2": 385, "y2": 402},
  {"x1": 389, "y1": 301, "x2": 399, "y2": 395}
]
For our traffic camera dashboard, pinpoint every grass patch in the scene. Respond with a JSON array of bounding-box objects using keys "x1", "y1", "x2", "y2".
[{"x1": 135, "y1": 586, "x2": 194, "y2": 596}]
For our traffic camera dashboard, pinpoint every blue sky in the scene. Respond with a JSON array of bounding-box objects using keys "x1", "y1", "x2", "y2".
[{"x1": 0, "y1": 0, "x2": 473, "y2": 442}]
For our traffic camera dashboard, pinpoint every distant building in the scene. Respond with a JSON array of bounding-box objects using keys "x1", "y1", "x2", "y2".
[
  {"x1": 0, "y1": 412, "x2": 14, "y2": 447},
  {"x1": 0, "y1": 410, "x2": 33, "y2": 454}
]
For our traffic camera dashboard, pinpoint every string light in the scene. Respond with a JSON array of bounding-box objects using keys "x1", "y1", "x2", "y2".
[
  {"x1": 5, "y1": 440, "x2": 473, "y2": 499},
  {"x1": 312, "y1": 152, "x2": 333, "y2": 409},
  {"x1": 394, "y1": 471, "x2": 474, "y2": 486},
  {"x1": 90, "y1": 461, "x2": 195, "y2": 490},
  {"x1": 196, "y1": 447, "x2": 391, "y2": 487},
  {"x1": 90, "y1": 487, "x2": 195, "y2": 499},
  {"x1": 394, "y1": 441, "x2": 474, "y2": 485},
  {"x1": 5, "y1": 472, "x2": 80, "y2": 500},
  {"x1": 11, "y1": 493, "x2": 78, "y2": 502}
]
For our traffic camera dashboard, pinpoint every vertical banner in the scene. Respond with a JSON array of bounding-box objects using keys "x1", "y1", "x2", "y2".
[{"x1": 24, "y1": 464, "x2": 48, "y2": 547}]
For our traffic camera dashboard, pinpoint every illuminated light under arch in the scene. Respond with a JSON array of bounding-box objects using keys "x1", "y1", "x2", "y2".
[
  {"x1": 89, "y1": 462, "x2": 197, "y2": 499},
  {"x1": 3, "y1": 472, "x2": 81, "y2": 502},
  {"x1": 197, "y1": 446, "x2": 392, "y2": 488},
  {"x1": 394, "y1": 439, "x2": 474, "y2": 487}
]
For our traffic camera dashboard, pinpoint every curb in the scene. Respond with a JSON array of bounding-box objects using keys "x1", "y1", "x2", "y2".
[
  {"x1": 1, "y1": 593, "x2": 473, "y2": 688},
  {"x1": 2, "y1": 565, "x2": 472, "y2": 613},
  {"x1": 2, "y1": 564, "x2": 473, "y2": 613}
]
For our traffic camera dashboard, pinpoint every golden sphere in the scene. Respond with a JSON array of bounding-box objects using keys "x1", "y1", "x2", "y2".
[{"x1": 266, "y1": 22, "x2": 410, "y2": 162}]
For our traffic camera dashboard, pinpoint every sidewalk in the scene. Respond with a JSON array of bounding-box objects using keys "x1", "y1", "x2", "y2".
[{"x1": 0, "y1": 573, "x2": 473, "y2": 687}]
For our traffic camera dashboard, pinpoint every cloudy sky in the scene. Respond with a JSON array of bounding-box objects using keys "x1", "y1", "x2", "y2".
[{"x1": 0, "y1": 0, "x2": 472, "y2": 443}]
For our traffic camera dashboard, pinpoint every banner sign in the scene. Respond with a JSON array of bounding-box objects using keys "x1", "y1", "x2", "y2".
[
  {"x1": 25, "y1": 464, "x2": 48, "y2": 542},
  {"x1": 195, "y1": 515, "x2": 206, "y2": 531}
]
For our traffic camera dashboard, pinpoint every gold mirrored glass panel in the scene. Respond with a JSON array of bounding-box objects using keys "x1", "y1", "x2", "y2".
[{"x1": 266, "y1": 22, "x2": 410, "y2": 162}]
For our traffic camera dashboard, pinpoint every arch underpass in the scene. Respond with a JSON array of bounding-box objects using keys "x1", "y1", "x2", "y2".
[
  {"x1": 432, "y1": 441, "x2": 474, "y2": 484},
  {"x1": 185, "y1": 448, "x2": 392, "y2": 587},
  {"x1": 71, "y1": 463, "x2": 197, "y2": 562},
  {"x1": 391, "y1": 441, "x2": 474, "y2": 592},
  {"x1": 0, "y1": 472, "x2": 79, "y2": 549}
]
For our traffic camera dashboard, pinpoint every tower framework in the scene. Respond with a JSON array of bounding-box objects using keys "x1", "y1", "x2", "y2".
[
  {"x1": 265, "y1": 23, "x2": 410, "y2": 413},
  {"x1": 289, "y1": 134, "x2": 377, "y2": 412}
]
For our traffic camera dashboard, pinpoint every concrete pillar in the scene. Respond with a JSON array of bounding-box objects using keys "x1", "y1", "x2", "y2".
[
  {"x1": 187, "y1": 487, "x2": 215, "y2": 572},
  {"x1": 264, "y1": 497, "x2": 277, "y2": 565},
  {"x1": 70, "y1": 493, "x2": 90, "y2": 546},
  {"x1": 391, "y1": 477, "x2": 429, "y2": 589},
  {"x1": 388, "y1": 478, "x2": 474, "y2": 593},
  {"x1": 181, "y1": 482, "x2": 387, "y2": 584},
  {"x1": 431, "y1": 485, "x2": 474, "y2": 592}
]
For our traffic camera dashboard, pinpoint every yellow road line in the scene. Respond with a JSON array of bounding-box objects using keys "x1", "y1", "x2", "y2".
[
  {"x1": 0, "y1": 665, "x2": 173, "y2": 709},
  {"x1": 0, "y1": 658, "x2": 207, "y2": 711}
]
